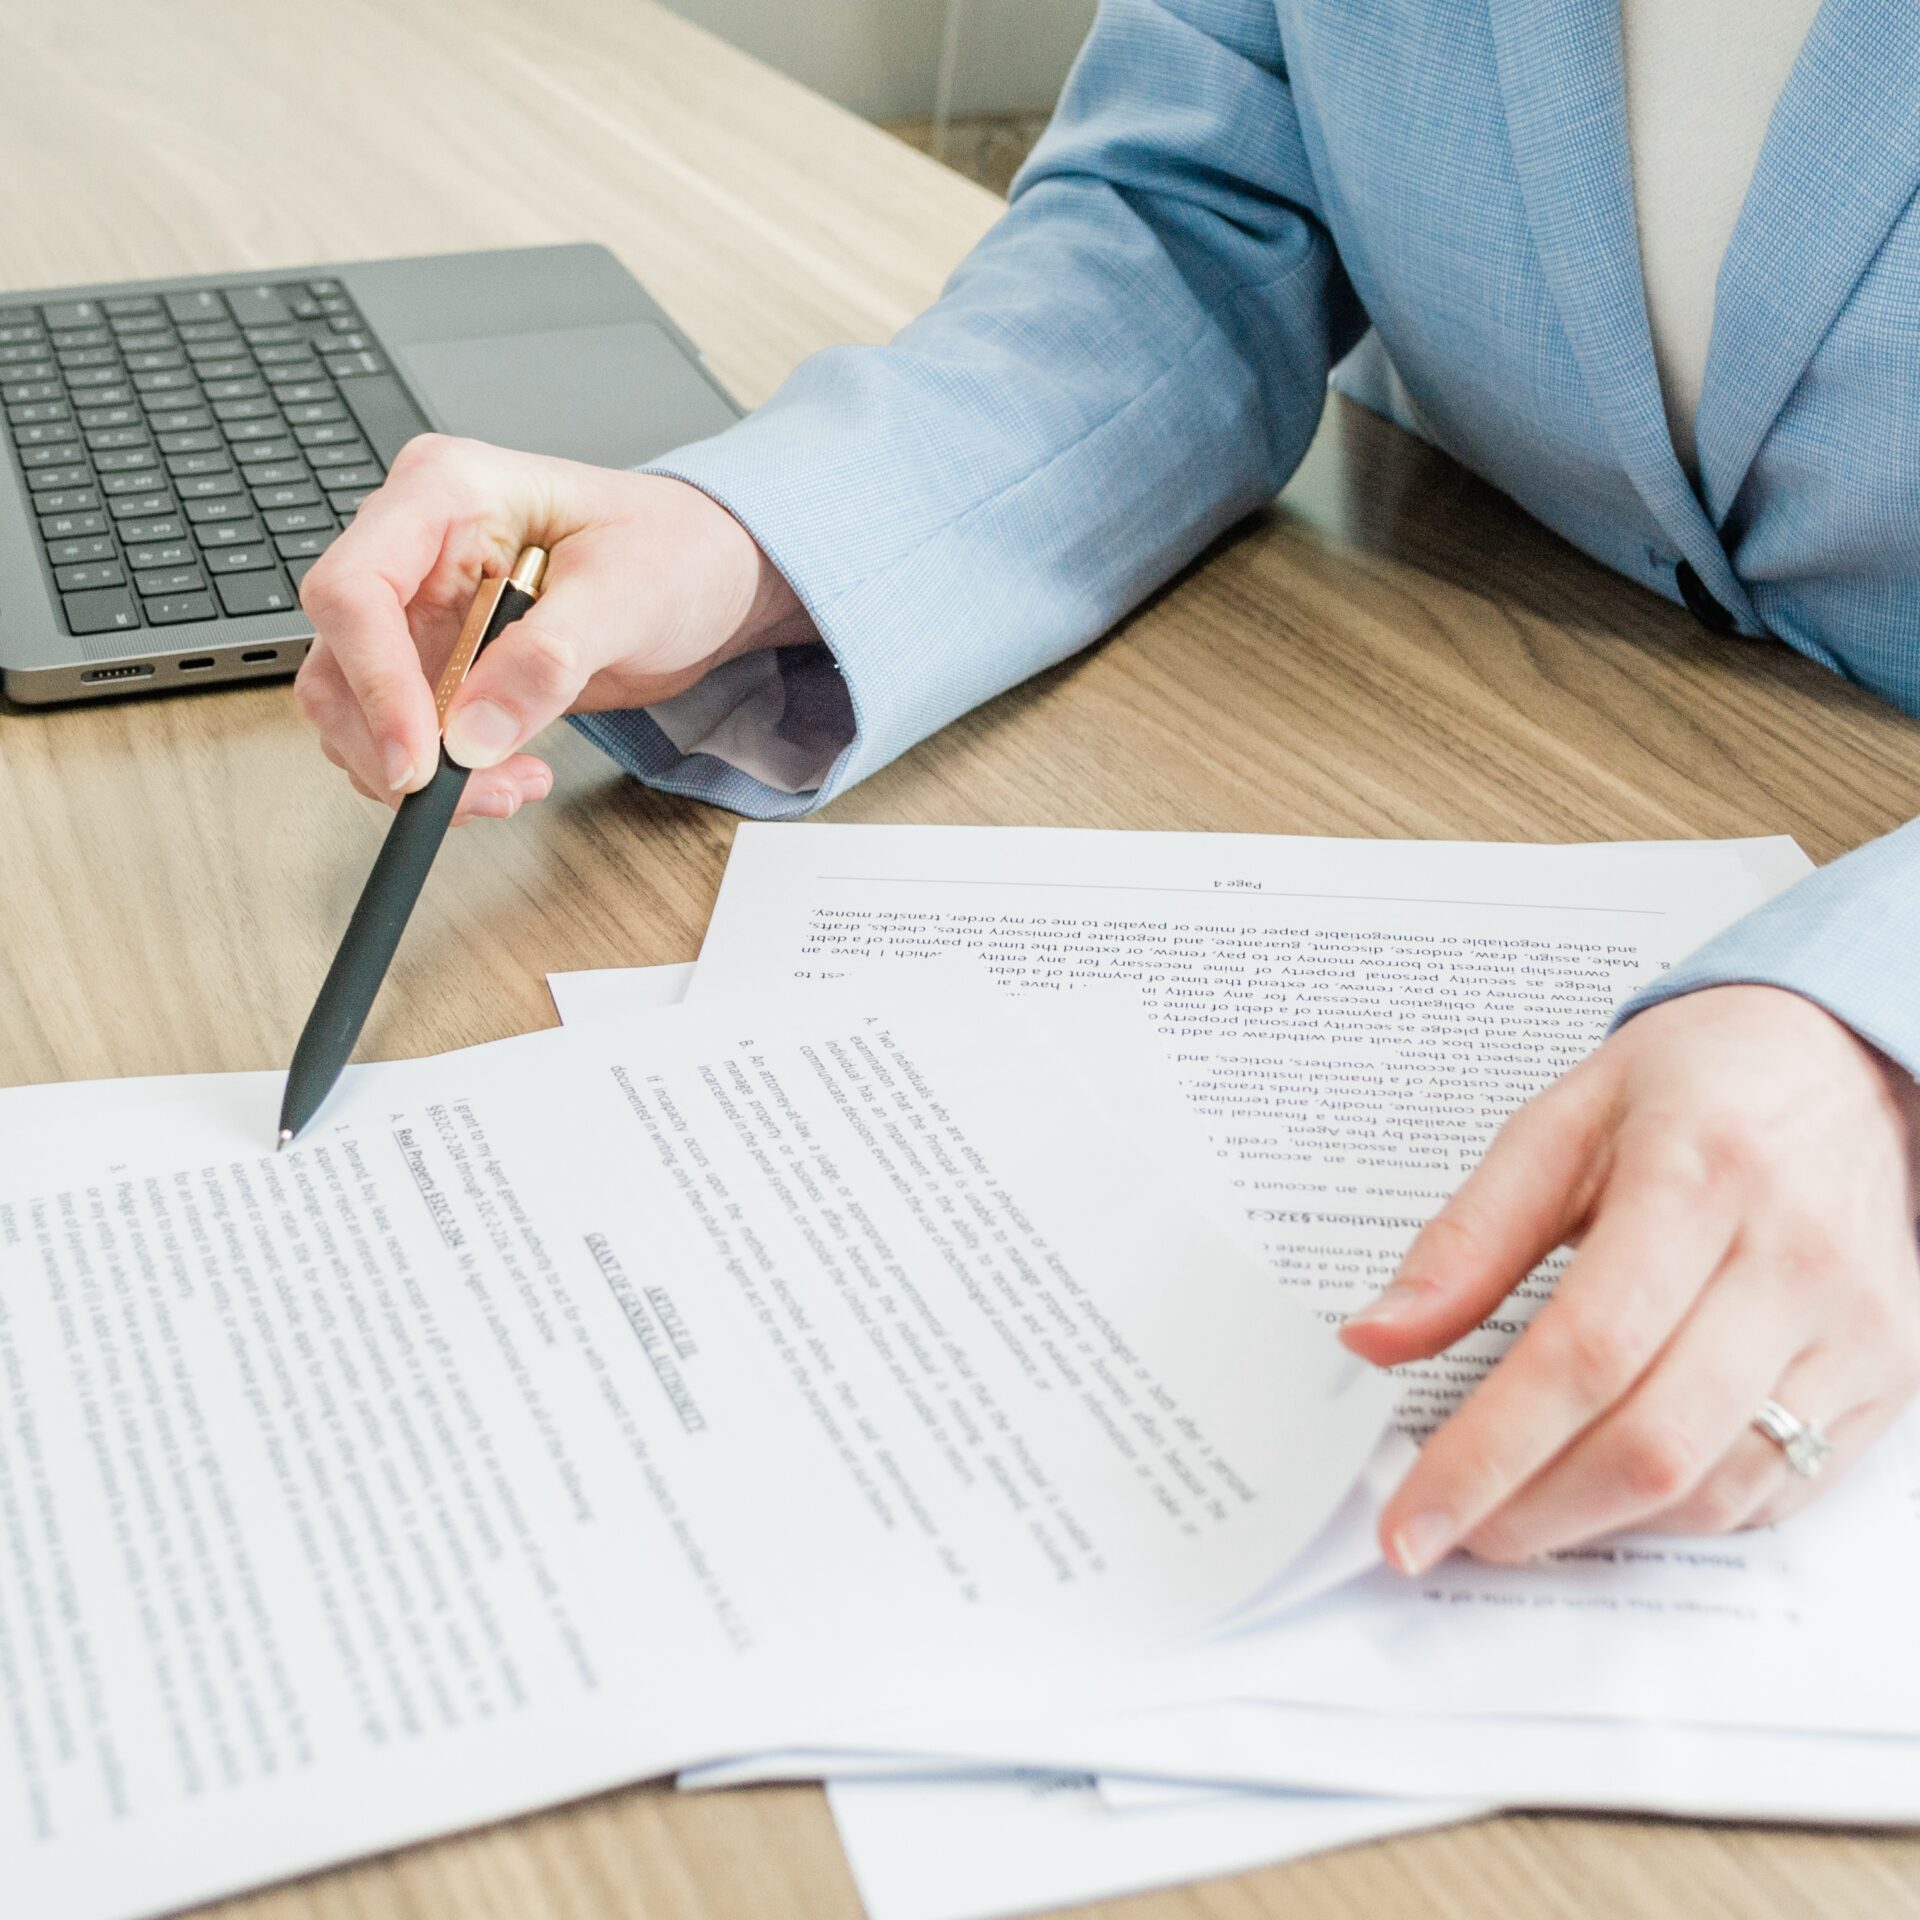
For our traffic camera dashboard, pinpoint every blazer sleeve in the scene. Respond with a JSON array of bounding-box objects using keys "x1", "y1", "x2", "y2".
[
  {"x1": 1613, "y1": 817, "x2": 1920, "y2": 1082},
  {"x1": 572, "y1": 0, "x2": 1367, "y2": 818}
]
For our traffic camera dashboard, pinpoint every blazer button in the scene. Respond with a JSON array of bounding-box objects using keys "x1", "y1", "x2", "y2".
[{"x1": 1675, "y1": 559, "x2": 1735, "y2": 633}]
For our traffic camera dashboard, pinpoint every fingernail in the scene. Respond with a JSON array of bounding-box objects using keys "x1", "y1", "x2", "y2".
[
  {"x1": 1344, "y1": 1281, "x2": 1427, "y2": 1329},
  {"x1": 383, "y1": 739, "x2": 416, "y2": 792},
  {"x1": 444, "y1": 699, "x2": 519, "y2": 770},
  {"x1": 1388, "y1": 1512, "x2": 1456, "y2": 1575},
  {"x1": 467, "y1": 789, "x2": 514, "y2": 820}
]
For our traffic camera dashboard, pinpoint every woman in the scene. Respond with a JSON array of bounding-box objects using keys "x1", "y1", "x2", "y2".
[{"x1": 292, "y1": 0, "x2": 1920, "y2": 1573}]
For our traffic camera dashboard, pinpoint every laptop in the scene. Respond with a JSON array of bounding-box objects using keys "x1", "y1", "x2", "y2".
[{"x1": 0, "y1": 244, "x2": 741, "y2": 705}]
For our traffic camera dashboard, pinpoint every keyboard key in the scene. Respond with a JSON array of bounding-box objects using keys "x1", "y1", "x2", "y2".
[
  {"x1": 109, "y1": 312, "x2": 168, "y2": 336},
  {"x1": 0, "y1": 322, "x2": 43, "y2": 345},
  {"x1": 102, "y1": 468, "x2": 167, "y2": 495},
  {"x1": 9, "y1": 400, "x2": 69, "y2": 424},
  {"x1": 134, "y1": 565, "x2": 204, "y2": 595},
  {"x1": 50, "y1": 325, "x2": 111, "y2": 350},
  {"x1": 253, "y1": 342, "x2": 314, "y2": 365},
  {"x1": 48, "y1": 535, "x2": 115, "y2": 564},
  {"x1": 262, "y1": 361, "x2": 323, "y2": 386},
  {"x1": 0, "y1": 340, "x2": 51, "y2": 365},
  {"x1": 66, "y1": 366, "x2": 127, "y2": 389},
  {"x1": 127, "y1": 539, "x2": 193, "y2": 569},
  {"x1": 263, "y1": 502, "x2": 331, "y2": 533},
  {"x1": 111, "y1": 491, "x2": 178, "y2": 522},
  {"x1": 204, "y1": 542, "x2": 272, "y2": 573},
  {"x1": 179, "y1": 472, "x2": 241, "y2": 499},
  {"x1": 280, "y1": 399, "x2": 345, "y2": 426},
  {"x1": 167, "y1": 450, "x2": 230, "y2": 478},
  {"x1": 122, "y1": 514, "x2": 186, "y2": 542},
  {"x1": 327, "y1": 488, "x2": 375, "y2": 516},
  {"x1": 122, "y1": 347, "x2": 185, "y2": 373},
  {"x1": 55, "y1": 559, "x2": 124, "y2": 592},
  {"x1": 215, "y1": 396, "x2": 276, "y2": 423},
  {"x1": 216, "y1": 568, "x2": 296, "y2": 617},
  {"x1": 84, "y1": 382, "x2": 136, "y2": 407},
  {"x1": 222, "y1": 419, "x2": 287, "y2": 445},
  {"x1": 308, "y1": 279, "x2": 343, "y2": 296},
  {"x1": 95, "y1": 448, "x2": 158, "y2": 475},
  {"x1": 16, "y1": 421, "x2": 78, "y2": 446},
  {"x1": 147, "y1": 407, "x2": 213, "y2": 434},
  {"x1": 145, "y1": 591, "x2": 216, "y2": 625},
  {"x1": 185, "y1": 343, "x2": 248, "y2": 369},
  {"x1": 185, "y1": 494, "x2": 251, "y2": 524},
  {"x1": 288, "y1": 554, "x2": 318, "y2": 591},
  {"x1": 84, "y1": 426, "x2": 148, "y2": 452},
  {"x1": 251, "y1": 482, "x2": 319, "y2": 510},
  {"x1": 293, "y1": 420, "x2": 358, "y2": 447},
  {"x1": 203, "y1": 378, "x2": 266, "y2": 403},
  {"x1": 323, "y1": 331, "x2": 371, "y2": 353},
  {"x1": 323, "y1": 350, "x2": 385, "y2": 378},
  {"x1": 308, "y1": 441, "x2": 374, "y2": 469},
  {"x1": 20, "y1": 440, "x2": 81, "y2": 467},
  {"x1": 234, "y1": 436, "x2": 298, "y2": 464},
  {"x1": 245, "y1": 460, "x2": 306, "y2": 487},
  {"x1": 160, "y1": 430, "x2": 224, "y2": 456},
  {"x1": 194, "y1": 518, "x2": 261, "y2": 547},
  {"x1": 27, "y1": 463, "x2": 89, "y2": 491},
  {"x1": 315, "y1": 460, "x2": 381, "y2": 491},
  {"x1": 61, "y1": 584, "x2": 139, "y2": 634},
  {"x1": 57, "y1": 346, "x2": 118, "y2": 371},
  {"x1": 242, "y1": 322, "x2": 300, "y2": 346},
  {"x1": 78, "y1": 404, "x2": 140, "y2": 430},
  {"x1": 274, "y1": 528, "x2": 333, "y2": 560},
  {"x1": 317, "y1": 293, "x2": 351, "y2": 312},
  {"x1": 165, "y1": 291, "x2": 226, "y2": 324},
  {"x1": 40, "y1": 299, "x2": 104, "y2": 329},
  {"x1": 290, "y1": 296, "x2": 322, "y2": 321},
  {"x1": 227, "y1": 286, "x2": 295, "y2": 327},
  {"x1": 34, "y1": 487, "x2": 98, "y2": 514},
  {"x1": 39, "y1": 510, "x2": 106, "y2": 539},
  {"x1": 134, "y1": 367, "x2": 198, "y2": 394},
  {"x1": 271, "y1": 381, "x2": 330, "y2": 406},
  {"x1": 3, "y1": 381, "x2": 60, "y2": 403},
  {"x1": 104, "y1": 295, "x2": 160, "y2": 316}
]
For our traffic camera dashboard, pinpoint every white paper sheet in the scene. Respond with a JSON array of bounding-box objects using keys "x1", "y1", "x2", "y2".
[
  {"x1": 683, "y1": 826, "x2": 1920, "y2": 1751},
  {"x1": 826, "y1": 1771, "x2": 1485, "y2": 1920},
  {"x1": 0, "y1": 982, "x2": 1391, "y2": 1920},
  {"x1": 547, "y1": 960, "x2": 696, "y2": 1023}
]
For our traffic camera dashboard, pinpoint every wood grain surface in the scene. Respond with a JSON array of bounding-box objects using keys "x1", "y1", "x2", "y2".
[{"x1": 3, "y1": 3, "x2": 1920, "y2": 1917}]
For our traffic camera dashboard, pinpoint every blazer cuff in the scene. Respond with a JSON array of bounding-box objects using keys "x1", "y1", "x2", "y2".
[{"x1": 1613, "y1": 818, "x2": 1920, "y2": 1082}]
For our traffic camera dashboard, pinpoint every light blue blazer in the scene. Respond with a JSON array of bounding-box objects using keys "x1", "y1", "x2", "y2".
[{"x1": 578, "y1": 0, "x2": 1920, "y2": 1074}]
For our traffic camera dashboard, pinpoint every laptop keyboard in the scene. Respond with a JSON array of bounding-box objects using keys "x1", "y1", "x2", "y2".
[{"x1": 0, "y1": 277, "x2": 431, "y2": 640}]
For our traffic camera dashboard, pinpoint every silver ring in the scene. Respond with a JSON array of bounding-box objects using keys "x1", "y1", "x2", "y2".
[{"x1": 1752, "y1": 1398, "x2": 1834, "y2": 1479}]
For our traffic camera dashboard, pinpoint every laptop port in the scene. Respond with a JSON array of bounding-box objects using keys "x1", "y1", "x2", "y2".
[
  {"x1": 81, "y1": 663, "x2": 155, "y2": 683},
  {"x1": 240, "y1": 648, "x2": 279, "y2": 664},
  {"x1": 178, "y1": 656, "x2": 216, "y2": 672}
]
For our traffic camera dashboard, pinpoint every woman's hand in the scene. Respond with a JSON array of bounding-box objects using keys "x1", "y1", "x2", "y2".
[
  {"x1": 293, "y1": 435, "x2": 810, "y2": 822},
  {"x1": 1341, "y1": 984, "x2": 1920, "y2": 1571}
]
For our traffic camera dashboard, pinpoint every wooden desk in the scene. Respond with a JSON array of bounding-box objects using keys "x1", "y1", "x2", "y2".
[{"x1": 5, "y1": 3, "x2": 1920, "y2": 1915}]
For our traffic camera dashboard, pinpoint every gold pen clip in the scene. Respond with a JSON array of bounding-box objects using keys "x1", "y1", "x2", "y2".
[{"x1": 431, "y1": 545, "x2": 549, "y2": 732}]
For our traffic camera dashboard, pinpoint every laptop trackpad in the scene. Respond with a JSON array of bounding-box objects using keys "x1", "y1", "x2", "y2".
[{"x1": 395, "y1": 321, "x2": 737, "y2": 468}]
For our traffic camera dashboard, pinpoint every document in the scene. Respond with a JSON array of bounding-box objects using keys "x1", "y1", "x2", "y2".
[
  {"x1": 0, "y1": 981, "x2": 1389, "y2": 1920},
  {"x1": 826, "y1": 1771, "x2": 1485, "y2": 1920},
  {"x1": 685, "y1": 826, "x2": 1920, "y2": 1748}
]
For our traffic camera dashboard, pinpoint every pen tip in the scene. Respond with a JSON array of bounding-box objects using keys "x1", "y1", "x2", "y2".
[{"x1": 277, "y1": 1129, "x2": 293, "y2": 1152}]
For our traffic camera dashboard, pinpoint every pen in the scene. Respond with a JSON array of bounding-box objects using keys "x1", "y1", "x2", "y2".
[{"x1": 276, "y1": 543, "x2": 549, "y2": 1147}]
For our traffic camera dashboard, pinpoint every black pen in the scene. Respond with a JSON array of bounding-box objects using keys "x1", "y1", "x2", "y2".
[{"x1": 277, "y1": 544, "x2": 549, "y2": 1147}]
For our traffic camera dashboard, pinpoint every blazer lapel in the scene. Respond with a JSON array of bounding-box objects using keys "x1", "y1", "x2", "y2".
[
  {"x1": 1485, "y1": 0, "x2": 1758, "y2": 626},
  {"x1": 1695, "y1": 0, "x2": 1920, "y2": 526}
]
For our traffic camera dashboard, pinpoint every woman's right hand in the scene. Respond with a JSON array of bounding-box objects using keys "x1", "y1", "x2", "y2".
[{"x1": 293, "y1": 434, "x2": 809, "y2": 822}]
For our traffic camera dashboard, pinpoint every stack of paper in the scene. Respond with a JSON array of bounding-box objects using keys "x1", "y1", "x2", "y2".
[
  {"x1": 548, "y1": 825, "x2": 1920, "y2": 1920},
  {"x1": 8, "y1": 821, "x2": 1916, "y2": 1920}
]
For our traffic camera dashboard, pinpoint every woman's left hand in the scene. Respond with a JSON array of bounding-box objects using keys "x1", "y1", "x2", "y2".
[{"x1": 1340, "y1": 984, "x2": 1920, "y2": 1573}]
